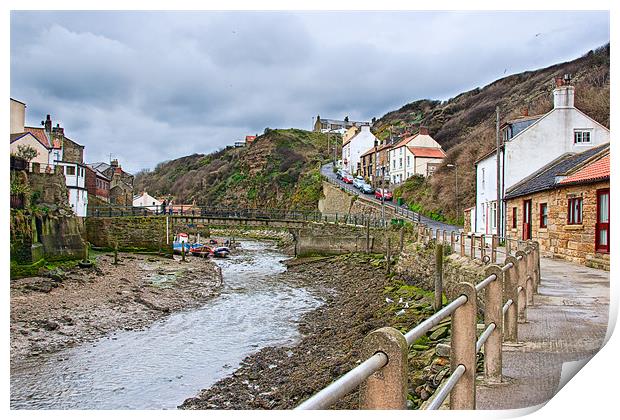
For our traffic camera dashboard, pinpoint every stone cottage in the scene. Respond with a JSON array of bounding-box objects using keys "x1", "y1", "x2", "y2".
[{"x1": 504, "y1": 143, "x2": 609, "y2": 269}]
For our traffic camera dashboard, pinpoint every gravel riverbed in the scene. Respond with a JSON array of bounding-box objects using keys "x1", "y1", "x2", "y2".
[{"x1": 10, "y1": 252, "x2": 222, "y2": 365}]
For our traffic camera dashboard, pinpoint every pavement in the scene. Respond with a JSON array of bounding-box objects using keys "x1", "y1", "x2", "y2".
[
  {"x1": 320, "y1": 163, "x2": 460, "y2": 233},
  {"x1": 476, "y1": 257, "x2": 610, "y2": 409}
]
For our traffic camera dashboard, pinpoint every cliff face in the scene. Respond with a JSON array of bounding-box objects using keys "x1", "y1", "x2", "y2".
[
  {"x1": 134, "y1": 129, "x2": 331, "y2": 210},
  {"x1": 373, "y1": 44, "x2": 609, "y2": 222}
]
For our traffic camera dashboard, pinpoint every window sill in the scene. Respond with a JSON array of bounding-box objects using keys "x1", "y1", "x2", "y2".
[
  {"x1": 564, "y1": 224, "x2": 583, "y2": 231},
  {"x1": 539, "y1": 227, "x2": 548, "y2": 232}
]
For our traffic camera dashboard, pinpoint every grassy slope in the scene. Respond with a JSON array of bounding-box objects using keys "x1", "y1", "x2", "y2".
[
  {"x1": 134, "y1": 129, "x2": 332, "y2": 210},
  {"x1": 375, "y1": 44, "x2": 610, "y2": 223}
]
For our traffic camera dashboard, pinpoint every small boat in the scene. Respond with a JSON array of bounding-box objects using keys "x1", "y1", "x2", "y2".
[
  {"x1": 173, "y1": 241, "x2": 191, "y2": 254},
  {"x1": 190, "y1": 244, "x2": 212, "y2": 257},
  {"x1": 212, "y1": 246, "x2": 230, "y2": 258}
]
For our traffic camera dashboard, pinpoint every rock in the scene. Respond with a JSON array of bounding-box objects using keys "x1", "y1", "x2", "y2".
[
  {"x1": 42, "y1": 320, "x2": 59, "y2": 331},
  {"x1": 435, "y1": 343, "x2": 451, "y2": 357},
  {"x1": 429, "y1": 326, "x2": 448, "y2": 341}
]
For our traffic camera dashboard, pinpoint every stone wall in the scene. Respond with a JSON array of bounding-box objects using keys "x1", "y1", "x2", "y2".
[
  {"x1": 394, "y1": 241, "x2": 486, "y2": 305},
  {"x1": 506, "y1": 180, "x2": 609, "y2": 270},
  {"x1": 318, "y1": 181, "x2": 398, "y2": 220},
  {"x1": 292, "y1": 222, "x2": 414, "y2": 257},
  {"x1": 85, "y1": 216, "x2": 172, "y2": 253}
]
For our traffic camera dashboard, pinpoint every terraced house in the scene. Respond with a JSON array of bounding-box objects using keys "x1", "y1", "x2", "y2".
[
  {"x1": 387, "y1": 126, "x2": 446, "y2": 184},
  {"x1": 504, "y1": 143, "x2": 609, "y2": 270}
]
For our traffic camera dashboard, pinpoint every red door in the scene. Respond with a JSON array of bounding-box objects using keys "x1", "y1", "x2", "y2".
[
  {"x1": 523, "y1": 199, "x2": 532, "y2": 240},
  {"x1": 596, "y1": 189, "x2": 610, "y2": 253}
]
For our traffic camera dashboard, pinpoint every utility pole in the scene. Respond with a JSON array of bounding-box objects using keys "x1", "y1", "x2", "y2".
[{"x1": 495, "y1": 106, "x2": 501, "y2": 239}]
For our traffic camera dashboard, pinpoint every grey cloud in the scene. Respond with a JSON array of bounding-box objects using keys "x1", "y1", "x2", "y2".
[{"x1": 10, "y1": 10, "x2": 609, "y2": 173}]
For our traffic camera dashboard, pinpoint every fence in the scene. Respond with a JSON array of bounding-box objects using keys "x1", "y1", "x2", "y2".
[{"x1": 296, "y1": 232, "x2": 541, "y2": 409}]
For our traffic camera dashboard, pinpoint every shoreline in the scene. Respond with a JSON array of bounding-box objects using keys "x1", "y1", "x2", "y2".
[{"x1": 10, "y1": 251, "x2": 222, "y2": 366}]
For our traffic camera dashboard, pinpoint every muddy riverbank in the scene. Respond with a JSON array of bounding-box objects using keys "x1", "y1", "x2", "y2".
[
  {"x1": 181, "y1": 253, "x2": 441, "y2": 410},
  {"x1": 10, "y1": 252, "x2": 222, "y2": 364}
]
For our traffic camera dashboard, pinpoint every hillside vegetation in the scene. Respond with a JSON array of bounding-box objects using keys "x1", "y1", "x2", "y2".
[
  {"x1": 134, "y1": 129, "x2": 331, "y2": 210},
  {"x1": 136, "y1": 45, "x2": 609, "y2": 220},
  {"x1": 375, "y1": 44, "x2": 609, "y2": 223}
]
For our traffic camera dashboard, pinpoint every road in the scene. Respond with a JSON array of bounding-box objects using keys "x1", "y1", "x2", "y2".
[{"x1": 320, "y1": 163, "x2": 461, "y2": 233}]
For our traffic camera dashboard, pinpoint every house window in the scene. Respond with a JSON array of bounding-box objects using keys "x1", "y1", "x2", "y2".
[
  {"x1": 512, "y1": 207, "x2": 517, "y2": 229},
  {"x1": 65, "y1": 166, "x2": 76, "y2": 176},
  {"x1": 393, "y1": 160, "x2": 396, "y2": 169},
  {"x1": 540, "y1": 203, "x2": 548, "y2": 228},
  {"x1": 481, "y1": 168, "x2": 486, "y2": 189},
  {"x1": 399, "y1": 158, "x2": 402, "y2": 168},
  {"x1": 567, "y1": 197, "x2": 583, "y2": 225},
  {"x1": 574, "y1": 130, "x2": 591, "y2": 144},
  {"x1": 407, "y1": 156, "x2": 411, "y2": 166}
]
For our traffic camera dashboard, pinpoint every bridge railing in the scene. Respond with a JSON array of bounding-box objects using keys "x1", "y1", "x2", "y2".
[{"x1": 296, "y1": 240, "x2": 541, "y2": 410}]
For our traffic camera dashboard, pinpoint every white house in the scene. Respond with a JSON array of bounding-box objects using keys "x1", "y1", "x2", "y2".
[
  {"x1": 314, "y1": 115, "x2": 369, "y2": 134},
  {"x1": 475, "y1": 77, "x2": 610, "y2": 237},
  {"x1": 56, "y1": 161, "x2": 88, "y2": 217},
  {"x1": 341, "y1": 124, "x2": 377, "y2": 175},
  {"x1": 388, "y1": 127, "x2": 445, "y2": 184},
  {"x1": 133, "y1": 191, "x2": 162, "y2": 212}
]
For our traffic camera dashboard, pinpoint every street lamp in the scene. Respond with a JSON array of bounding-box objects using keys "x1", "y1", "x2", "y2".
[{"x1": 446, "y1": 163, "x2": 459, "y2": 223}]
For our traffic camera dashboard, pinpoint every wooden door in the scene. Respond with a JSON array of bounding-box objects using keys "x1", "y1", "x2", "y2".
[
  {"x1": 523, "y1": 199, "x2": 532, "y2": 240},
  {"x1": 596, "y1": 189, "x2": 610, "y2": 253}
]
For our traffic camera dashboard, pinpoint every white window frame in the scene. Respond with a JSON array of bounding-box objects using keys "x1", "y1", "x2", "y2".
[{"x1": 574, "y1": 129, "x2": 592, "y2": 145}]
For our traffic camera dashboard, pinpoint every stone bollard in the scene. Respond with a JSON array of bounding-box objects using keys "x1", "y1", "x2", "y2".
[
  {"x1": 515, "y1": 250, "x2": 527, "y2": 322},
  {"x1": 434, "y1": 243, "x2": 444, "y2": 311},
  {"x1": 460, "y1": 232, "x2": 465, "y2": 257},
  {"x1": 443, "y1": 230, "x2": 447, "y2": 244},
  {"x1": 503, "y1": 256, "x2": 519, "y2": 342},
  {"x1": 450, "y1": 231, "x2": 456, "y2": 253},
  {"x1": 483, "y1": 265, "x2": 504, "y2": 383},
  {"x1": 436, "y1": 228, "x2": 441, "y2": 243},
  {"x1": 359, "y1": 327, "x2": 408, "y2": 409},
  {"x1": 450, "y1": 282, "x2": 477, "y2": 410}
]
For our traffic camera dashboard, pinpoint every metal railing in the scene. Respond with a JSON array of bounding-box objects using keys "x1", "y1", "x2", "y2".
[{"x1": 296, "y1": 239, "x2": 541, "y2": 410}]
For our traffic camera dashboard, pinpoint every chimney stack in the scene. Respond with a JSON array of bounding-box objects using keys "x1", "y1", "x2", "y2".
[
  {"x1": 553, "y1": 75, "x2": 575, "y2": 109},
  {"x1": 52, "y1": 122, "x2": 64, "y2": 137},
  {"x1": 419, "y1": 126, "x2": 429, "y2": 136},
  {"x1": 111, "y1": 159, "x2": 119, "y2": 168},
  {"x1": 44, "y1": 114, "x2": 52, "y2": 133}
]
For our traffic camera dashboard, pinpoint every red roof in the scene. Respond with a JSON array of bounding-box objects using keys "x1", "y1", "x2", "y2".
[
  {"x1": 393, "y1": 133, "x2": 419, "y2": 148},
  {"x1": 23, "y1": 127, "x2": 51, "y2": 148},
  {"x1": 407, "y1": 147, "x2": 446, "y2": 159},
  {"x1": 246, "y1": 135, "x2": 256, "y2": 142},
  {"x1": 559, "y1": 155, "x2": 610, "y2": 185}
]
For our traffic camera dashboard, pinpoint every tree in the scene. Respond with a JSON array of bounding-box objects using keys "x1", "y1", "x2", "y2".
[{"x1": 15, "y1": 145, "x2": 39, "y2": 163}]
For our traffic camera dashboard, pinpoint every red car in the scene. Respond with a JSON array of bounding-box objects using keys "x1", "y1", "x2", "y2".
[
  {"x1": 375, "y1": 189, "x2": 393, "y2": 201},
  {"x1": 342, "y1": 174, "x2": 354, "y2": 184}
]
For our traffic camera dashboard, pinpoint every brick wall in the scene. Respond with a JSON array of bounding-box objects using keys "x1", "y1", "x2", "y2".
[{"x1": 506, "y1": 180, "x2": 609, "y2": 270}]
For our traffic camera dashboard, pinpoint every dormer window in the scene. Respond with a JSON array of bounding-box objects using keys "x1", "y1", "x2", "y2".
[{"x1": 574, "y1": 130, "x2": 591, "y2": 145}]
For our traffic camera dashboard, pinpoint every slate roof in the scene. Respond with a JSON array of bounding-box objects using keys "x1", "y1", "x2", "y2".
[
  {"x1": 360, "y1": 143, "x2": 392, "y2": 158},
  {"x1": 504, "y1": 143, "x2": 610, "y2": 200},
  {"x1": 559, "y1": 154, "x2": 610, "y2": 185}
]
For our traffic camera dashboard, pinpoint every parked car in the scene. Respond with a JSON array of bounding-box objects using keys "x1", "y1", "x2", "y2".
[
  {"x1": 353, "y1": 176, "x2": 365, "y2": 189},
  {"x1": 361, "y1": 183, "x2": 375, "y2": 194},
  {"x1": 342, "y1": 174, "x2": 354, "y2": 184},
  {"x1": 336, "y1": 169, "x2": 346, "y2": 180},
  {"x1": 375, "y1": 188, "x2": 393, "y2": 201}
]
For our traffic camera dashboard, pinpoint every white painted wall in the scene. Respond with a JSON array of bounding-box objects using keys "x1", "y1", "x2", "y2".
[
  {"x1": 68, "y1": 188, "x2": 88, "y2": 217},
  {"x1": 342, "y1": 125, "x2": 376, "y2": 175},
  {"x1": 10, "y1": 134, "x2": 50, "y2": 170},
  {"x1": 133, "y1": 192, "x2": 162, "y2": 211}
]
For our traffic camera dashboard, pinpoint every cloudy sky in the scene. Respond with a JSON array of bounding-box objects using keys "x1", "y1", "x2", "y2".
[{"x1": 10, "y1": 10, "x2": 609, "y2": 173}]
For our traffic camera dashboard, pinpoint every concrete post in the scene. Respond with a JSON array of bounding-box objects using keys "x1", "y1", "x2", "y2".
[
  {"x1": 491, "y1": 234, "x2": 497, "y2": 263},
  {"x1": 434, "y1": 243, "x2": 443, "y2": 311},
  {"x1": 450, "y1": 282, "x2": 477, "y2": 410},
  {"x1": 460, "y1": 232, "x2": 465, "y2": 257},
  {"x1": 483, "y1": 265, "x2": 504, "y2": 383},
  {"x1": 435, "y1": 228, "x2": 441, "y2": 243},
  {"x1": 443, "y1": 230, "x2": 447, "y2": 244},
  {"x1": 359, "y1": 327, "x2": 408, "y2": 409},
  {"x1": 470, "y1": 235, "x2": 476, "y2": 260},
  {"x1": 515, "y1": 250, "x2": 527, "y2": 322},
  {"x1": 450, "y1": 231, "x2": 456, "y2": 253},
  {"x1": 506, "y1": 237, "x2": 512, "y2": 255},
  {"x1": 533, "y1": 241, "x2": 541, "y2": 293},
  {"x1": 503, "y1": 256, "x2": 519, "y2": 342},
  {"x1": 480, "y1": 234, "x2": 486, "y2": 261}
]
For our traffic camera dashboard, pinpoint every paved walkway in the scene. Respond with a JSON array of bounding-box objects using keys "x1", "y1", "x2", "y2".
[{"x1": 476, "y1": 257, "x2": 610, "y2": 409}]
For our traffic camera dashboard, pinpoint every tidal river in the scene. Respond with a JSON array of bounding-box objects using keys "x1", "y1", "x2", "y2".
[{"x1": 10, "y1": 240, "x2": 322, "y2": 409}]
